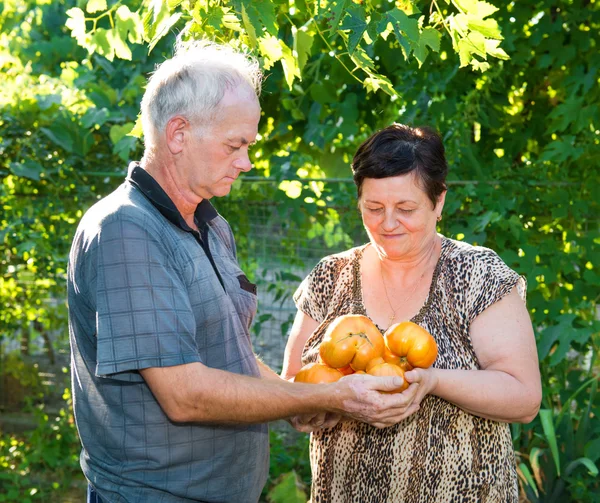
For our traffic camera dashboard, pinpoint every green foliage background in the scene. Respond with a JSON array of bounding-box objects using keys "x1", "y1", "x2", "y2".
[{"x1": 0, "y1": 0, "x2": 598, "y2": 501}]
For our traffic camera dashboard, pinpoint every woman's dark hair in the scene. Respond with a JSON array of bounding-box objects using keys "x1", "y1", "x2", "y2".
[{"x1": 351, "y1": 123, "x2": 448, "y2": 208}]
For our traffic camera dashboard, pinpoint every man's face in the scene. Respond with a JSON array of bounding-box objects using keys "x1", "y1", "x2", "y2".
[{"x1": 182, "y1": 86, "x2": 261, "y2": 200}]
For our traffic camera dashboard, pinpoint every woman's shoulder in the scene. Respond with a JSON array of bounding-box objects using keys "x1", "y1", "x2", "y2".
[
  {"x1": 303, "y1": 245, "x2": 364, "y2": 284},
  {"x1": 442, "y1": 235, "x2": 504, "y2": 265}
]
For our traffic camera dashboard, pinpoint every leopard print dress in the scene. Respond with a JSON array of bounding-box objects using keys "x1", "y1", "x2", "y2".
[{"x1": 293, "y1": 235, "x2": 526, "y2": 503}]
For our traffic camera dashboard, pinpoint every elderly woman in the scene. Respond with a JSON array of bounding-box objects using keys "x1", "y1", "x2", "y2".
[{"x1": 281, "y1": 124, "x2": 542, "y2": 502}]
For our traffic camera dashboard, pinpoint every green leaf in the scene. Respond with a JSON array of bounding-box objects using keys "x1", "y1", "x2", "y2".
[
  {"x1": 537, "y1": 313, "x2": 576, "y2": 360},
  {"x1": 258, "y1": 34, "x2": 283, "y2": 70},
  {"x1": 241, "y1": 3, "x2": 258, "y2": 49},
  {"x1": 167, "y1": 0, "x2": 183, "y2": 10},
  {"x1": 452, "y1": 0, "x2": 478, "y2": 13},
  {"x1": 467, "y1": 15, "x2": 502, "y2": 40},
  {"x1": 109, "y1": 28, "x2": 132, "y2": 60},
  {"x1": 565, "y1": 457, "x2": 599, "y2": 477},
  {"x1": 324, "y1": 0, "x2": 348, "y2": 32},
  {"x1": 411, "y1": 27, "x2": 441, "y2": 66},
  {"x1": 547, "y1": 97, "x2": 584, "y2": 133},
  {"x1": 115, "y1": 5, "x2": 143, "y2": 45},
  {"x1": 466, "y1": 30, "x2": 487, "y2": 58},
  {"x1": 339, "y1": 6, "x2": 368, "y2": 55},
  {"x1": 110, "y1": 123, "x2": 135, "y2": 145},
  {"x1": 82, "y1": 107, "x2": 110, "y2": 129},
  {"x1": 473, "y1": 1, "x2": 499, "y2": 18},
  {"x1": 539, "y1": 409, "x2": 561, "y2": 477},
  {"x1": 89, "y1": 28, "x2": 113, "y2": 60},
  {"x1": 387, "y1": 9, "x2": 419, "y2": 59},
  {"x1": 128, "y1": 115, "x2": 144, "y2": 139},
  {"x1": 113, "y1": 136, "x2": 138, "y2": 161},
  {"x1": 86, "y1": 0, "x2": 107, "y2": 14},
  {"x1": 294, "y1": 25, "x2": 314, "y2": 73},
  {"x1": 9, "y1": 161, "x2": 42, "y2": 181},
  {"x1": 266, "y1": 471, "x2": 307, "y2": 503},
  {"x1": 279, "y1": 40, "x2": 299, "y2": 89},
  {"x1": 420, "y1": 27, "x2": 441, "y2": 52},
  {"x1": 484, "y1": 39, "x2": 509, "y2": 60},
  {"x1": 388, "y1": 8, "x2": 419, "y2": 41},
  {"x1": 40, "y1": 126, "x2": 74, "y2": 153},
  {"x1": 65, "y1": 8, "x2": 88, "y2": 46},
  {"x1": 517, "y1": 463, "x2": 539, "y2": 498},
  {"x1": 363, "y1": 74, "x2": 396, "y2": 97},
  {"x1": 148, "y1": 12, "x2": 183, "y2": 53},
  {"x1": 471, "y1": 59, "x2": 490, "y2": 72},
  {"x1": 221, "y1": 7, "x2": 242, "y2": 32},
  {"x1": 367, "y1": 11, "x2": 384, "y2": 43},
  {"x1": 350, "y1": 45, "x2": 376, "y2": 71},
  {"x1": 252, "y1": 0, "x2": 278, "y2": 37},
  {"x1": 457, "y1": 38, "x2": 473, "y2": 67}
]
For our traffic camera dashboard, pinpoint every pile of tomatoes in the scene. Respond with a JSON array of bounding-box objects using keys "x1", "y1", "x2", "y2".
[{"x1": 294, "y1": 314, "x2": 437, "y2": 394}]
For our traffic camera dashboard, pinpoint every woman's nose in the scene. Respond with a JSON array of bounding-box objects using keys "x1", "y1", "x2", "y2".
[{"x1": 381, "y1": 210, "x2": 398, "y2": 231}]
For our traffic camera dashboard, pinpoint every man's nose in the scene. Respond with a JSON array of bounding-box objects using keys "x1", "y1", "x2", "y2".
[{"x1": 234, "y1": 152, "x2": 253, "y2": 172}]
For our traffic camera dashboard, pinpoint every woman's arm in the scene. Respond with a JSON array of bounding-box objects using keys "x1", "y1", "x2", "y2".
[
  {"x1": 280, "y1": 310, "x2": 320, "y2": 380},
  {"x1": 405, "y1": 287, "x2": 542, "y2": 423}
]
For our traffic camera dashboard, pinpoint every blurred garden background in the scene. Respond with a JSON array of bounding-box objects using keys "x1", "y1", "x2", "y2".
[{"x1": 0, "y1": 0, "x2": 598, "y2": 501}]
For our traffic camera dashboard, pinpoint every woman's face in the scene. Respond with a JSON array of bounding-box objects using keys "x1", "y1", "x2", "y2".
[{"x1": 359, "y1": 173, "x2": 445, "y2": 260}]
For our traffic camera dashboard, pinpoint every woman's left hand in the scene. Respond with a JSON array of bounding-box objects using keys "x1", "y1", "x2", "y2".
[{"x1": 403, "y1": 367, "x2": 439, "y2": 409}]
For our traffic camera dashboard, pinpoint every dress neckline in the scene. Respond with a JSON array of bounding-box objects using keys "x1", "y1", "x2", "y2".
[{"x1": 350, "y1": 236, "x2": 447, "y2": 331}]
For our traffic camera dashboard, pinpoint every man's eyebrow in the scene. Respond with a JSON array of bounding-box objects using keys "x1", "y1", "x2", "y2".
[{"x1": 228, "y1": 137, "x2": 256, "y2": 145}]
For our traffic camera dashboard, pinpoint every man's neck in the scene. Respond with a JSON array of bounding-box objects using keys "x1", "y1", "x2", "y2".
[{"x1": 141, "y1": 152, "x2": 201, "y2": 231}]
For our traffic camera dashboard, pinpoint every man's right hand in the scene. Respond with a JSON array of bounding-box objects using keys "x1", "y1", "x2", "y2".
[{"x1": 328, "y1": 374, "x2": 421, "y2": 428}]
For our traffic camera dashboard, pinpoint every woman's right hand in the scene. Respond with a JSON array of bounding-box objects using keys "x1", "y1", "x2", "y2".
[
  {"x1": 289, "y1": 411, "x2": 343, "y2": 433},
  {"x1": 329, "y1": 374, "x2": 422, "y2": 428}
]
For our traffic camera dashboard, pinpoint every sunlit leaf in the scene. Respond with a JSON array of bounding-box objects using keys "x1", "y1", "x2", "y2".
[{"x1": 86, "y1": 0, "x2": 107, "y2": 14}]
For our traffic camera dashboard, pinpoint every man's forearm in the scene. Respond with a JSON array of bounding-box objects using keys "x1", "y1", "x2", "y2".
[{"x1": 141, "y1": 362, "x2": 331, "y2": 424}]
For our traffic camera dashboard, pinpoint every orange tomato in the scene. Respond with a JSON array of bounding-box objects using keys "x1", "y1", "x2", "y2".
[
  {"x1": 294, "y1": 363, "x2": 344, "y2": 384},
  {"x1": 338, "y1": 365, "x2": 355, "y2": 376},
  {"x1": 367, "y1": 362, "x2": 408, "y2": 393},
  {"x1": 382, "y1": 346, "x2": 415, "y2": 371},
  {"x1": 384, "y1": 321, "x2": 438, "y2": 369},
  {"x1": 365, "y1": 356, "x2": 385, "y2": 373},
  {"x1": 319, "y1": 314, "x2": 385, "y2": 371}
]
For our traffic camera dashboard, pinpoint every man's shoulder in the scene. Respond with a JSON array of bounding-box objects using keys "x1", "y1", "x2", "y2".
[{"x1": 77, "y1": 183, "x2": 160, "y2": 236}]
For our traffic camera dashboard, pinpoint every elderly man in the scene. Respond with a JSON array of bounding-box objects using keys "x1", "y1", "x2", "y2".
[{"x1": 68, "y1": 42, "x2": 410, "y2": 503}]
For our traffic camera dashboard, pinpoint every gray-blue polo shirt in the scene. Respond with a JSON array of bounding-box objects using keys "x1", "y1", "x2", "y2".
[{"x1": 67, "y1": 164, "x2": 269, "y2": 502}]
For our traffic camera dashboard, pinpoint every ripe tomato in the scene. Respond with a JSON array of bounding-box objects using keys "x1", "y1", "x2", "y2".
[
  {"x1": 367, "y1": 362, "x2": 408, "y2": 393},
  {"x1": 294, "y1": 363, "x2": 344, "y2": 384},
  {"x1": 319, "y1": 314, "x2": 385, "y2": 371},
  {"x1": 338, "y1": 365, "x2": 355, "y2": 376},
  {"x1": 365, "y1": 356, "x2": 385, "y2": 373},
  {"x1": 384, "y1": 321, "x2": 438, "y2": 369},
  {"x1": 382, "y1": 346, "x2": 414, "y2": 371}
]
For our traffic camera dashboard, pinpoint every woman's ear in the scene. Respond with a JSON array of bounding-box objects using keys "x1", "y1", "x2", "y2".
[
  {"x1": 435, "y1": 190, "x2": 447, "y2": 218},
  {"x1": 165, "y1": 116, "x2": 188, "y2": 155}
]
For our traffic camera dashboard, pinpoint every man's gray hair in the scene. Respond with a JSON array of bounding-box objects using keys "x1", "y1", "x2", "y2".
[{"x1": 141, "y1": 40, "x2": 262, "y2": 146}]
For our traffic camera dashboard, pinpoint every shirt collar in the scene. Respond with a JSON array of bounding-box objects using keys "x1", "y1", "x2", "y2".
[{"x1": 126, "y1": 162, "x2": 218, "y2": 231}]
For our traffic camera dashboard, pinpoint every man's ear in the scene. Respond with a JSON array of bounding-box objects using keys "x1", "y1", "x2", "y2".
[{"x1": 165, "y1": 116, "x2": 188, "y2": 155}]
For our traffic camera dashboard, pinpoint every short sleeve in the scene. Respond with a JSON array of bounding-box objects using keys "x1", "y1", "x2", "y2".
[
  {"x1": 466, "y1": 248, "x2": 527, "y2": 322},
  {"x1": 95, "y1": 218, "x2": 201, "y2": 382},
  {"x1": 293, "y1": 258, "x2": 337, "y2": 323}
]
